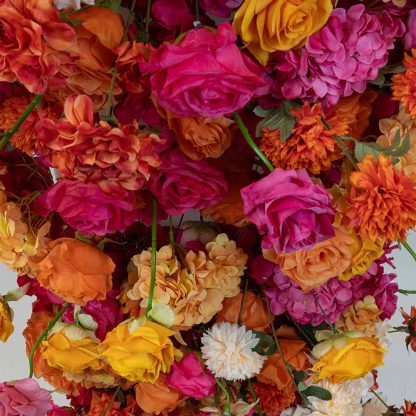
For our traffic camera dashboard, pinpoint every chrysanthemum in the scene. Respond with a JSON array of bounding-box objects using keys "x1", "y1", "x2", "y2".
[
  {"x1": 201, "y1": 322, "x2": 266, "y2": 381},
  {"x1": 260, "y1": 103, "x2": 348, "y2": 174},
  {"x1": 403, "y1": 400, "x2": 416, "y2": 416},
  {"x1": 346, "y1": 154, "x2": 416, "y2": 242},
  {"x1": 392, "y1": 50, "x2": 416, "y2": 116}
]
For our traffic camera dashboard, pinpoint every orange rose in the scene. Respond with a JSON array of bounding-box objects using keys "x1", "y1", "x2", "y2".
[
  {"x1": 216, "y1": 291, "x2": 270, "y2": 331},
  {"x1": 135, "y1": 376, "x2": 184, "y2": 415},
  {"x1": 35, "y1": 238, "x2": 115, "y2": 305},
  {"x1": 265, "y1": 226, "x2": 354, "y2": 291}
]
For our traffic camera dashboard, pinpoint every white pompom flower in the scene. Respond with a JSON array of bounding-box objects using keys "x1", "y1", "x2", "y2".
[{"x1": 201, "y1": 322, "x2": 266, "y2": 381}]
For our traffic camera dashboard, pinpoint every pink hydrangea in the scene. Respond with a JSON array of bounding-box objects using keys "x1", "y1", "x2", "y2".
[
  {"x1": 35, "y1": 180, "x2": 141, "y2": 236},
  {"x1": 166, "y1": 352, "x2": 216, "y2": 399},
  {"x1": 271, "y1": 5, "x2": 405, "y2": 107},
  {"x1": 200, "y1": 0, "x2": 243, "y2": 18},
  {"x1": 144, "y1": 22, "x2": 269, "y2": 118},
  {"x1": 150, "y1": 148, "x2": 228, "y2": 215},
  {"x1": 241, "y1": 168, "x2": 335, "y2": 254},
  {"x1": 0, "y1": 378, "x2": 54, "y2": 416}
]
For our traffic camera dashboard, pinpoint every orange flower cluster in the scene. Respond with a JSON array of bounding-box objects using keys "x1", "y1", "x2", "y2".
[
  {"x1": 87, "y1": 391, "x2": 138, "y2": 416},
  {"x1": 346, "y1": 154, "x2": 416, "y2": 242}
]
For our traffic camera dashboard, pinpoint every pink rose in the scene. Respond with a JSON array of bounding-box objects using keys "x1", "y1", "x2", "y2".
[
  {"x1": 150, "y1": 148, "x2": 228, "y2": 215},
  {"x1": 144, "y1": 22, "x2": 269, "y2": 118},
  {"x1": 166, "y1": 353, "x2": 216, "y2": 399},
  {"x1": 200, "y1": 0, "x2": 243, "y2": 18},
  {"x1": 0, "y1": 378, "x2": 53, "y2": 416},
  {"x1": 405, "y1": 9, "x2": 416, "y2": 50},
  {"x1": 241, "y1": 169, "x2": 335, "y2": 254},
  {"x1": 35, "y1": 180, "x2": 141, "y2": 236}
]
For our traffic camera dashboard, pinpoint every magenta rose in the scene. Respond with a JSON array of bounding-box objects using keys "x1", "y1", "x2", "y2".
[
  {"x1": 144, "y1": 22, "x2": 269, "y2": 118},
  {"x1": 166, "y1": 352, "x2": 216, "y2": 399},
  {"x1": 150, "y1": 148, "x2": 228, "y2": 215},
  {"x1": 35, "y1": 180, "x2": 140, "y2": 236},
  {"x1": 200, "y1": 0, "x2": 243, "y2": 17},
  {"x1": 241, "y1": 168, "x2": 335, "y2": 254},
  {"x1": 0, "y1": 379, "x2": 53, "y2": 416}
]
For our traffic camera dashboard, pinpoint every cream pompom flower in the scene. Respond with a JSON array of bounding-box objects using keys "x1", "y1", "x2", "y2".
[{"x1": 201, "y1": 322, "x2": 266, "y2": 381}]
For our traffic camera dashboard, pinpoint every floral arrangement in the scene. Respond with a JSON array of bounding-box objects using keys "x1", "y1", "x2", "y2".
[{"x1": 1, "y1": 0, "x2": 416, "y2": 415}]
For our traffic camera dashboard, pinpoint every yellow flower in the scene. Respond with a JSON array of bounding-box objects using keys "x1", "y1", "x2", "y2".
[
  {"x1": 233, "y1": 0, "x2": 333, "y2": 65},
  {"x1": 99, "y1": 320, "x2": 176, "y2": 383},
  {"x1": 312, "y1": 336, "x2": 385, "y2": 383},
  {"x1": 41, "y1": 325, "x2": 103, "y2": 374},
  {"x1": 0, "y1": 297, "x2": 13, "y2": 342}
]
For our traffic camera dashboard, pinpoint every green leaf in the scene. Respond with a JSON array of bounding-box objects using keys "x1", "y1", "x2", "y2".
[
  {"x1": 297, "y1": 382, "x2": 309, "y2": 392},
  {"x1": 354, "y1": 141, "x2": 381, "y2": 162},
  {"x1": 292, "y1": 369, "x2": 308, "y2": 385},
  {"x1": 252, "y1": 331, "x2": 278, "y2": 356},
  {"x1": 303, "y1": 386, "x2": 332, "y2": 401},
  {"x1": 75, "y1": 231, "x2": 92, "y2": 245}
]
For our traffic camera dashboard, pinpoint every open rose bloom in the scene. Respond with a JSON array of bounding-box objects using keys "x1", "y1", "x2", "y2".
[{"x1": 0, "y1": 0, "x2": 415, "y2": 414}]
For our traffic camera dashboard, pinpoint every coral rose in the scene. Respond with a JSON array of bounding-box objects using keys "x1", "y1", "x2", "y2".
[
  {"x1": 241, "y1": 168, "x2": 335, "y2": 254},
  {"x1": 266, "y1": 226, "x2": 354, "y2": 291},
  {"x1": 35, "y1": 238, "x2": 115, "y2": 306},
  {"x1": 216, "y1": 291, "x2": 270, "y2": 331},
  {"x1": 99, "y1": 320, "x2": 176, "y2": 383},
  {"x1": 166, "y1": 352, "x2": 216, "y2": 400},
  {"x1": 145, "y1": 23, "x2": 269, "y2": 118},
  {"x1": 135, "y1": 376, "x2": 184, "y2": 415},
  {"x1": 312, "y1": 337, "x2": 385, "y2": 383},
  {"x1": 35, "y1": 180, "x2": 142, "y2": 236},
  {"x1": 0, "y1": 297, "x2": 14, "y2": 342},
  {"x1": 233, "y1": 0, "x2": 333, "y2": 65},
  {"x1": 150, "y1": 148, "x2": 228, "y2": 215}
]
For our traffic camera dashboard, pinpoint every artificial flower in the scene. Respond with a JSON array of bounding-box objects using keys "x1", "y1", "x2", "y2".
[
  {"x1": 166, "y1": 352, "x2": 216, "y2": 400},
  {"x1": 35, "y1": 238, "x2": 115, "y2": 306},
  {"x1": 312, "y1": 336, "x2": 385, "y2": 383},
  {"x1": 86, "y1": 391, "x2": 138, "y2": 416},
  {"x1": 346, "y1": 154, "x2": 416, "y2": 242},
  {"x1": 200, "y1": 0, "x2": 243, "y2": 17},
  {"x1": 403, "y1": 400, "x2": 416, "y2": 415},
  {"x1": 393, "y1": 50, "x2": 416, "y2": 116},
  {"x1": 260, "y1": 103, "x2": 349, "y2": 174},
  {"x1": 0, "y1": 296, "x2": 14, "y2": 342},
  {"x1": 0, "y1": 378, "x2": 53, "y2": 416},
  {"x1": 201, "y1": 322, "x2": 266, "y2": 381},
  {"x1": 233, "y1": 0, "x2": 333, "y2": 65},
  {"x1": 363, "y1": 396, "x2": 388, "y2": 415},
  {"x1": 400, "y1": 306, "x2": 416, "y2": 352},
  {"x1": 145, "y1": 23, "x2": 269, "y2": 118},
  {"x1": 54, "y1": 0, "x2": 95, "y2": 10},
  {"x1": 215, "y1": 291, "x2": 270, "y2": 331},
  {"x1": 99, "y1": 320, "x2": 176, "y2": 383},
  {"x1": 241, "y1": 168, "x2": 335, "y2": 254}
]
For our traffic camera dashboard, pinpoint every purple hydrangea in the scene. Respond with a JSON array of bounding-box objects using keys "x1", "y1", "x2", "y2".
[{"x1": 270, "y1": 5, "x2": 405, "y2": 107}]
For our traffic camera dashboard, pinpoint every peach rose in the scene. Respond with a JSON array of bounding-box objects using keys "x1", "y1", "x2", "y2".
[
  {"x1": 265, "y1": 226, "x2": 354, "y2": 291},
  {"x1": 35, "y1": 238, "x2": 115, "y2": 305},
  {"x1": 135, "y1": 376, "x2": 184, "y2": 415},
  {"x1": 233, "y1": 0, "x2": 333, "y2": 65},
  {"x1": 216, "y1": 291, "x2": 269, "y2": 331}
]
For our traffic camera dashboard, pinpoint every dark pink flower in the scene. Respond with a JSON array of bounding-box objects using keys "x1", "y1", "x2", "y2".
[
  {"x1": 166, "y1": 352, "x2": 216, "y2": 399},
  {"x1": 144, "y1": 22, "x2": 269, "y2": 118},
  {"x1": 35, "y1": 180, "x2": 141, "y2": 236},
  {"x1": 48, "y1": 405, "x2": 76, "y2": 416},
  {"x1": 241, "y1": 168, "x2": 335, "y2": 254},
  {"x1": 0, "y1": 378, "x2": 53, "y2": 416},
  {"x1": 150, "y1": 148, "x2": 228, "y2": 215},
  {"x1": 200, "y1": 0, "x2": 243, "y2": 18},
  {"x1": 405, "y1": 9, "x2": 416, "y2": 50}
]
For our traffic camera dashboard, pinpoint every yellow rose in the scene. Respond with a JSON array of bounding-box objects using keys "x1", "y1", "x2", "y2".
[
  {"x1": 339, "y1": 233, "x2": 385, "y2": 281},
  {"x1": 0, "y1": 298, "x2": 13, "y2": 342},
  {"x1": 312, "y1": 337, "x2": 385, "y2": 383},
  {"x1": 233, "y1": 0, "x2": 333, "y2": 65},
  {"x1": 41, "y1": 326, "x2": 103, "y2": 373},
  {"x1": 99, "y1": 320, "x2": 176, "y2": 383}
]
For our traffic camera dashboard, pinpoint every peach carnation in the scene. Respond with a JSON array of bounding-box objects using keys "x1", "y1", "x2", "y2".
[
  {"x1": 346, "y1": 154, "x2": 416, "y2": 242},
  {"x1": 392, "y1": 50, "x2": 416, "y2": 116}
]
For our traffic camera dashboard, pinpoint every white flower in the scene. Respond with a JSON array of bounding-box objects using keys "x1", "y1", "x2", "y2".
[
  {"x1": 281, "y1": 407, "x2": 312, "y2": 416},
  {"x1": 374, "y1": 321, "x2": 392, "y2": 349},
  {"x1": 362, "y1": 396, "x2": 388, "y2": 416},
  {"x1": 201, "y1": 322, "x2": 266, "y2": 381},
  {"x1": 54, "y1": 0, "x2": 94, "y2": 10}
]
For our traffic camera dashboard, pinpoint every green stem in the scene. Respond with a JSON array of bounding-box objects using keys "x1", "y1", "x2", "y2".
[
  {"x1": 195, "y1": 0, "x2": 200, "y2": 25},
  {"x1": 146, "y1": 197, "x2": 157, "y2": 318},
  {"x1": 370, "y1": 390, "x2": 389, "y2": 410},
  {"x1": 169, "y1": 215, "x2": 175, "y2": 256},
  {"x1": 101, "y1": 386, "x2": 121, "y2": 416},
  {"x1": 233, "y1": 112, "x2": 274, "y2": 173},
  {"x1": 285, "y1": 313, "x2": 316, "y2": 347},
  {"x1": 399, "y1": 240, "x2": 416, "y2": 263},
  {"x1": 144, "y1": 0, "x2": 152, "y2": 42},
  {"x1": 216, "y1": 379, "x2": 231, "y2": 416},
  {"x1": 399, "y1": 289, "x2": 416, "y2": 295},
  {"x1": 320, "y1": 114, "x2": 359, "y2": 170},
  {"x1": 174, "y1": 214, "x2": 185, "y2": 241},
  {"x1": 247, "y1": 379, "x2": 263, "y2": 416},
  {"x1": 0, "y1": 94, "x2": 43, "y2": 151},
  {"x1": 28, "y1": 303, "x2": 71, "y2": 378},
  {"x1": 311, "y1": 292, "x2": 337, "y2": 334}
]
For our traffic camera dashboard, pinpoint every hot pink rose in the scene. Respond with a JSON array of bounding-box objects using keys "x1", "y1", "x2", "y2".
[
  {"x1": 35, "y1": 180, "x2": 141, "y2": 236},
  {"x1": 144, "y1": 22, "x2": 269, "y2": 118},
  {"x1": 405, "y1": 9, "x2": 416, "y2": 50},
  {"x1": 0, "y1": 378, "x2": 53, "y2": 416},
  {"x1": 241, "y1": 169, "x2": 335, "y2": 254},
  {"x1": 200, "y1": 0, "x2": 243, "y2": 17},
  {"x1": 166, "y1": 353, "x2": 216, "y2": 399},
  {"x1": 150, "y1": 148, "x2": 228, "y2": 215}
]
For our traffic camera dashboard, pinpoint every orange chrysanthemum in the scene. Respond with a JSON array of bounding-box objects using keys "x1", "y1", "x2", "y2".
[
  {"x1": 87, "y1": 391, "x2": 138, "y2": 416},
  {"x1": 260, "y1": 103, "x2": 349, "y2": 174},
  {"x1": 401, "y1": 306, "x2": 416, "y2": 352},
  {"x1": 346, "y1": 154, "x2": 416, "y2": 242},
  {"x1": 248, "y1": 381, "x2": 295, "y2": 415},
  {"x1": 392, "y1": 50, "x2": 416, "y2": 117},
  {"x1": 403, "y1": 400, "x2": 416, "y2": 416}
]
